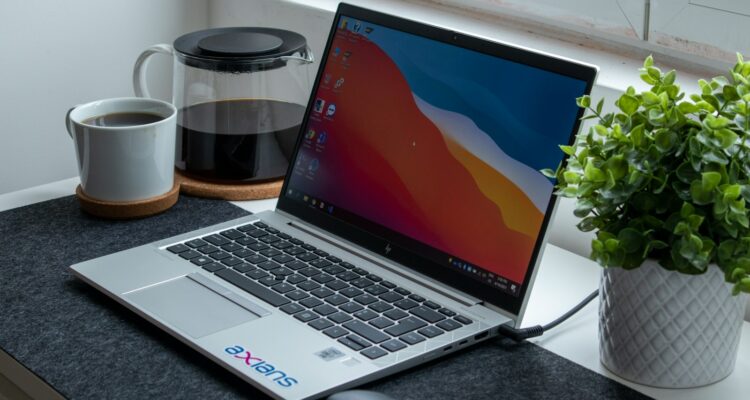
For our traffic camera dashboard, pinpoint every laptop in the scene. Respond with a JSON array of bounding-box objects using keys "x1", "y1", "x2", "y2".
[{"x1": 71, "y1": 4, "x2": 597, "y2": 399}]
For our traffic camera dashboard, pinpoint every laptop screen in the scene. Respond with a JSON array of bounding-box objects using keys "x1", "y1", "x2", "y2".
[{"x1": 280, "y1": 7, "x2": 595, "y2": 315}]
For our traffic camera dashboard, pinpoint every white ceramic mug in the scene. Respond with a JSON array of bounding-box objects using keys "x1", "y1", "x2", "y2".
[{"x1": 65, "y1": 97, "x2": 177, "y2": 202}]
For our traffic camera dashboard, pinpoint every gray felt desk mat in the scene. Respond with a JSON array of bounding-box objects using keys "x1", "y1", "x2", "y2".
[{"x1": 0, "y1": 195, "x2": 650, "y2": 399}]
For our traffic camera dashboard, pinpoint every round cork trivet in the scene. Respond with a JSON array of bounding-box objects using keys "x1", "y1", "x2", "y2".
[
  {"x1": 175, "y1": 170, "x2": 283, "y2": 201},
  {"x1": 75, "y1": 183, "x2": 180, "y2": 219}
]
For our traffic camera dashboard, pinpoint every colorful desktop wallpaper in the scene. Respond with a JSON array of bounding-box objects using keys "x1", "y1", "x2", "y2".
[{"x1": 289, "y1": 19, "x2": 587, "y2": 285}]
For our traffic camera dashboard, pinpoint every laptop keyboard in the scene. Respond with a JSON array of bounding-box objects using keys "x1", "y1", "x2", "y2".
[{"x1": 166, "y1": 221, "x2": 473, "y2": 360}]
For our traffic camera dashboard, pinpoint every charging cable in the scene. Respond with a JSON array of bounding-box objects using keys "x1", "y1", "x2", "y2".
[{"x1": 497, "y1": 290, "x2": 599, "y2": 341}]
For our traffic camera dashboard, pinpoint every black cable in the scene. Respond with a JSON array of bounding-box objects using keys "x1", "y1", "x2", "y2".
[{"x1": 497, "y1": 290, "x2": 599, "y2": 342}]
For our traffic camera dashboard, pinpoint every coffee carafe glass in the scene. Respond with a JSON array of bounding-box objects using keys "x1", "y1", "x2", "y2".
[{"x1": 134, "y1": 27, "x2": 314, "y2": 182}]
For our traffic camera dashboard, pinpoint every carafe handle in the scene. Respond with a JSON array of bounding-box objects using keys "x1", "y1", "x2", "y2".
[{"x1": 133, "y1": 44, "x2": 174, "y2": 98}]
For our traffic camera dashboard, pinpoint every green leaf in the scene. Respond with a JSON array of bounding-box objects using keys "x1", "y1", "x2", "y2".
[
  {"x1": 715, "y1": 128, "x2": 738, "y2": 148},
  {"x1": 576, "y1": 95, "x2": 591, "y2": 108},
  {"x1": 563, "y1": 171, "x2": 580, "y2": 184},
  {"x1": 677, "y1": 102, "x2": 699, "y2": 114},
  {"x1": 644, "y1": 55, "x2": 654, "y2": 68},
  {"x1": 596, "y1": 98, "x2": 604, "y2": 115},
  {"x1": 584, "y1": 162, "x2": 607, "y2": 183},
  {"x1": 724, "y1": 85, "x2": 740, "y2": 101},
  {"x1": 642, "y1": 91, "x2": 660, "y2": 106},
  {"x1": 702, "y1": 171, "x2": 722, "y2": 192},
  {"x1": 560, "y1": 145, "x2": 576, "y2": 156},
  {"x1": 618, "y1": 228, "x2": 643, "y2": 253},
  {"x1": 541, "y1": 168, "x2": 556, "y2": 178},
  {"x1": 618, "y1": 94, "x2": 639, "y2": 115},
  {"x1": 663, "y1": 70, "x2": 676, "y2": 85}
]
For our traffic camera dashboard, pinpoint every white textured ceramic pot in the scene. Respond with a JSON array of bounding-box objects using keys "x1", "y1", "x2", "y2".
[{"x1": 599, "y1": 259, "x2": 747, "y2": 388}]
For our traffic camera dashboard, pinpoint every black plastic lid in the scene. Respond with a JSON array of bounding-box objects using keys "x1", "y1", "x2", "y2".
[{"x1": 173, "y1": 27, "x2": 307, "y2": 72}]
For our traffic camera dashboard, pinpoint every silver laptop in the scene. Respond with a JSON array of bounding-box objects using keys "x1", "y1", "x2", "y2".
[{"x1": 71, "y1": 4, "x2": 597, "y2": 399}]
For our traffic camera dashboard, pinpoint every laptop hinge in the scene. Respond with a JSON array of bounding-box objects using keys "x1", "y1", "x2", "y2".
[{"x1": 282, "y1": 217, "x2": 483, "y2": 308}]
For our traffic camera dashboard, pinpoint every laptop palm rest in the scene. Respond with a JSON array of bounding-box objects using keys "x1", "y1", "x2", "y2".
[{"x1": 125, "y1": 274, "x2": 263, "y2": 339}]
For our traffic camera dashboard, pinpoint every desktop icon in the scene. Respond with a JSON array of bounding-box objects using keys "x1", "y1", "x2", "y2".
[
  {"x1": 353, "y1": 21, "x2": 361, "y2": 32},
  {"x1": 303, "y1": 195, "x2": 309, "y2": 202},
  {"x1": 340, "y1": 19, "x2": 348, "y2": 30},
  {"x1": 305, "y1": 129, "x2": 316, "y2": 140},
  {"x1": 323, "y1": 73, "x2": 332, "y2": 85},
  {"x1": 317, "y1": 132, "x2": 328, "y2": 144},
  {"x1": 319, "y1": 202, "x2": 325, "y2": 209},
  {"x1": 343, "y1": 51, "x2": 352, "y2": 62},
  {"x1": 326, "y1": 104, "x2": 336, "y2": 117},
  {"x1": 333, "y1": 47, "x2": 341, "y2": 57},
  {"x1": 314, "y1": 98, "x2": 326, "y2": 113},
  {"x1": 309, "y1": 158, "x2": 320, "y2": 172},
  {"x1": 327, "y1": 205, "x2": 334, "y2": 213},
  {"x1": 364, "y1": 27, "x2": 373, "y2": 34},
  {"x1": 312, "y1": 198, "x2": 317, "y2": 206},
  {"x1": 334, "y1": 77, "x2": 345, "y2": 89}
]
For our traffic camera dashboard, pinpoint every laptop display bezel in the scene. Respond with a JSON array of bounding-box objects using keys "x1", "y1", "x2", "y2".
[{"x1": 277, "y1": 3, "x2": 597, "y2": 317}]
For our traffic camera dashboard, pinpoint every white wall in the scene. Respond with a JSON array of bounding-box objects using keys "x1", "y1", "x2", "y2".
[{"x1": 0, "y1": 0, "x2": 209, "y2": 195}]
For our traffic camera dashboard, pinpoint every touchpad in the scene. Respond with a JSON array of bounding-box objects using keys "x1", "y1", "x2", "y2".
[{"x1": 125, "y1": 276, "x2": 259, "y2": 339}]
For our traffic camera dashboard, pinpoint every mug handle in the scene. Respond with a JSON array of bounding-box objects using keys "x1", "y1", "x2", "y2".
[
  {"x1": 133, "y1": 44, "x2": 174, "y2": 98},
  {"x1": 65, "y1": 106, "x2": 76, "y2": 138}
]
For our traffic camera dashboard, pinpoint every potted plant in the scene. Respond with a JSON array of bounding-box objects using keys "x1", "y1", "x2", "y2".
[{"x1": 544, "y1": 55, "x2": 750, "y2": 388}]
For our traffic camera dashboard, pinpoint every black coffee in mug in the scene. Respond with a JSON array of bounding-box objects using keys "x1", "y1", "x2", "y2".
[
  {"x1": 82, "y1": 112, "x2": 164, "y2": 127},
  {"x1": 176, "y1": 99, "x2": 304, "y2": 182}
]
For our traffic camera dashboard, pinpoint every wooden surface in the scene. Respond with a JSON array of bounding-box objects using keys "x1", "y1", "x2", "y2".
[
  {"x1": 75, "y1": 183, "x2": 180, "y2": 219},
  {"x1": 175, "y1": 170, "x2": 283, "y2": 201}
]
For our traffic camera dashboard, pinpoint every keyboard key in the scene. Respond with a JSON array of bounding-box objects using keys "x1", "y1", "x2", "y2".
[
  {"x1": 202, "y1": 262, "x2": 225, "y2": 272},
  {"x1": 366, "y1": 274, "x2": 383, "y2": 282},
  {"x1": 311, "y1": 287, "x2": 334, "y2": 298},
  {"x1": 280, "y1": 303, "x2": 304, "y2": 314},
  {"x1": 410, "y1": 306, "x2": 446, "y2": 323},
  {"x1": 338, "y1": 337, "x2": 364, "y2": 351},
  {"x1": 178, "y1": 250, "x2": 201, "y2": 260},
  {"x1": 265, "y1": 227, "x2": 280, "y2": 234},
  {"x1": 423, "y1": 301, "x2": 441, "y2": 309},
  {"x1": 339, "y1": 302, "x2": 364, "y2": 314},
  {"x1": 237, "y1": 223, "x2": 256, "y2": 232},
  {"x1": 294, "y1": 310, "x2": 319, "y2": 322},
  {"x1": 286, "y1": 274, "x2": 306, "y2": 284},
  {"x1": 369, "y1": 317, "x2": 395, "y2": 329},
  {"x1": 310, "y1": 259, "x2": 332, "y2": 269},
  {"x1": 221, "y1": 257, "x2": 243, "y2": 266},
  {"x1": 436, "y1": 319, "x2": 462, "y2": 332},
  {"x1": 408, "y1": 294, "x2": 426, "y2": 302},
  {"x1": 258, "y1": 276, "x2": 284, "y2": 287},
  {"x1": 203, "y1": 234, "x2": 230, "y2": 246},
  {"x1": 455, "y1": 315, "x2": 473, "y2": 325},
  {"x1": 417, "y1": 326, "x2": 445, "y2": 338},
  {"x1": 253, "y1": 221, "x2": 268, "y2": 229},
  {"x1": 354, "y1": 309, "x2": 379, "y2": 321},
  {"x1": 313, "y1": 304, "x2": 338, "y2": 316},
  {"x1": 257, "y1": 261, "x2": 281, "y2": 271},
  {"x1": 210, "y1": 251, "x2": 231, "y2": 260},
  {"x1": 339, "y1": 261, "x2": 355, "y2": 269},
  {"x1": 297, "y1": 253, "x2": 319, "y2": 262},
  {"x1": 364, "y1": 285, "x2": 388, "y2": 296},
  {"x1": 298, "y1": 281, "x2": 320, "y2": 291},
  {"x1": 360, "y1": 347, "x2": 388, "y2": 360},
  {"x1": 343, "y1": 320, "x2": 389, "y2": 344},
  {"x1": 322, "y1": 265, "x2": 346, "y2": 275},
  {"x1": 324, "y1": 294, "x2": 349, "y2": 306},
  {"x1": 299, "y1": 267, "x2": 321, "y2": 277},
  {"x1": 369, "y1": 301, "x2": 393, "y2": 313},
  {"x1": 400, "y1": 332, "x2": 426, "y2": 345},
  {"x1": 284, "y1": 246, "x2": 306, "y2": 255},
  {"x1": 337, "y1": 271, "x2": 360, "y2": 282},
  {"x1": 309, "y1": 318, "x2": 334, "y2": 331},
  {"x1": 328, "y1": 312, "x2": 353, "y2": 324},
  {"x1": 351, "y1": 278, "x2": 375, "y2": 289},
  {"x1": 384, "y1": 317, "x2": 427, "y2": 336},
  {"x1": 352, "y1": 268, "x2": 369, "y2": 276},
  {"x1": 197, "y1": 245, "x2": 220, "y2": 254},
  {"x1": 394, "y1": 299, "x2": 419, "y2": 310},
  {"x1": 323, "y1": 326, "x2": 350, "y2": 339},
  {"x1": 439, "y1": 308, "x2": 457, "y2": 317},
  {"x1": 379, "y1": 292, "x2": 403, "y2": 303},
  {"x1": 245, "y1": 269, "x2": 268, "y2": 280},
  {"x1": 272, "y1": 283, "x2": 295, "y2": 294},
  {"x1": 300, "y1": 297, "x2": 323, "y2": 308},
  {"x1": 220, "y1": 243, "x2": 242, "y2": 252},
  {"x1": 347, "y1": 334, "x2": 371, "y2": 349},
  {"x1": 383, "y1": 309, "x2": 408, "y2": 321},
  {"x1": 327, "y1": 255, "x2": 342, "y2": 263},
  {"x1": 278, "y1": 232, "x2": 291, "y2": 240},
  {"x1": 260, "y1": 235, "x2": 281, "y2": 244},
  {"x1": 289, "y1": 238, "x2": 304, "y2": 245},
  {"x1": 312, "y1": 273, "x2": 335, "y2": 284},
  {"x1": 354, "y1": 294, "x2": 378, "y2": 305},
  {"x1": 381, "y1": 339, "x2": 407, "y2": 352},
  {"x1": 235, "y1": 237, "x2": 257, "y2": 246},
  {"x1": 394, "y1": 287, "x2": 411, "y2": 296},
  {"x1": 185, "y1": 238, "x2": 208, "y2": 248},
  {"x1": 260, "y1": 248, "x2": 282, "y2": 257},
  {"x1": 248, "y1": 243, "x2": 269, "y2": 251},
  {"x1": 272, "y1": 241, "x2": 293, "y2": 250},
  {"x1": 214, "y1": 269, "x2": 289, "y2": 307},
  {"x1": 233, "y1": 249, "x2": 254, "y2": 259},
  {"x1": 340, "y1": 287, "x2": 363, "y2": 298},
  {"x1": 270, "y1": 267, "x2": 293, "y2": 277},
  {"x1": 301, "y1": 244, "x2": 317, "y2": 251},
  {"x1": 272, "y1": 254, "x2": 295, "y2": 264},
  {"x1": 314, "y1": 249, "x2": 329, "y2": 257},
  {"x1": 247, "y1": 230, "x2": 268, "y2": 239},
  {"x1": 380, "y1": 280, "x2": 396, "y2": 289},
  {"x1": 285, "y1": 260, "x2": 308, "y2": 270},
  {"x1": 285, "y1": 290, "x2": 309, "y2": 301},
  {"x1": 244, "y1": 254, "x2": 267, "y2": 264},
  {"x1": 167, "y1": 243, "x2": 190, "y2": 254},
  {"x1": 324, "y1": 279, "x2": 349, "y2": 291},
  {"x1": 190, "y1": 256, "x2": 213, "y2": 266},
  {"x1": 232, "y1": 262, "x2": 254, "y2": 273}
]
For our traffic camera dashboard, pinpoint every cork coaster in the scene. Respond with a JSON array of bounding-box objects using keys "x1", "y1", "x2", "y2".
[
  {"x1": 75, "y1": 183, "x2": 180, "y2": 219},
  {"x1": 175, "y1": 170, "x2": 283, "y2": 201}
]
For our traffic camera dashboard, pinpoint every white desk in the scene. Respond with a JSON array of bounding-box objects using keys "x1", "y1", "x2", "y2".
[{"x1": 1, "y1": 177, "x2": 748, "y2": 400}]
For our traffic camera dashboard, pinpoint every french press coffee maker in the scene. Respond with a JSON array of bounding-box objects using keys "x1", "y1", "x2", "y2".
[{"x1": 134, "y1": 27, "x2": 314, "y2": 182}]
